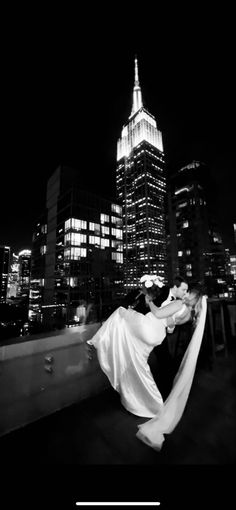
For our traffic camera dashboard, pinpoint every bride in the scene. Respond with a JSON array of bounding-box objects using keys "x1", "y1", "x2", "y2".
[{"x1": 87, "y1": 275, "x2": 207, "y2": 450}]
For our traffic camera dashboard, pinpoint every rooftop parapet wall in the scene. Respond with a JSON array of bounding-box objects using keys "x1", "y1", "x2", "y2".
[{"x1": 0, "y1": 323, "x2": 109, "y2": 437}]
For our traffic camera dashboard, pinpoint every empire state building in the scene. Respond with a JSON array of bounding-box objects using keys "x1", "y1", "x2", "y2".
[{"x1": 116, "y1": 58, "x2": 166, "y2": 289}]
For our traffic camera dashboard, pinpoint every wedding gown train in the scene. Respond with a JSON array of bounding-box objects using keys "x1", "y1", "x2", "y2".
[{"x1": 136, "y1": 295, "x2": 207, "y2": 450}]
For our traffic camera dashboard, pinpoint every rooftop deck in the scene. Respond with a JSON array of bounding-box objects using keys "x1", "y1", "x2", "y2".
[
  {"x1": 1, "y1": 303, "x2": 235, "y2": 508},
  {"x1": 1, "y1": 341, "x2": 235, "y2": 466}
]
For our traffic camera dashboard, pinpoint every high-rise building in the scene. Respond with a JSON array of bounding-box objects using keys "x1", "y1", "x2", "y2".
[
  {"x1": 39, "y1": 166, "x2": 123, "y2": 328},
  {"x1": 205, "y1": 227, "x2": 229, "y2": 297},
  {"x1": 167, "y1": 161, "x2": 229, "y2": 297},
  {"x1": 230, "y1": 254, "x2": 236, "y2": 280},
  {"x1": 7, "y1": 252, "x2": 19, "y2": 299},
  {"x1": 167, "y1": 161, "x2": 210, "y2": 283},
  {"x1": 17, "y1": 250, "x2": 31, "y2": 303},
  {"x1": 0, "y1": 245, "x2": 10, "y2": 302},
  {"x1": 116, "y1": 58, "x2": 166, "y2": 289},
  {"x1": 28, "y1": 212, "x2": 47, "y2": 323}
]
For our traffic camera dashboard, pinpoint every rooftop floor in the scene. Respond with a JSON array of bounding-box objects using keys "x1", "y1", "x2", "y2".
[{"x1": 1, "y1": 346, "x2": 235, "y2": 466}]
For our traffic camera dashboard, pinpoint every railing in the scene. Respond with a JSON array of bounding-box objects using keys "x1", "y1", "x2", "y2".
[
  {"x1": 171, "y1": 298, "x2": 236, "y2": 369},
  {"x1": 205, "y1": 298, "x2": 236, "y2": 361}
]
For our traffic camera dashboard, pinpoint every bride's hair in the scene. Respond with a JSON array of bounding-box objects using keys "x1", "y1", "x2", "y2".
[
  {"x1": 188, "y1": 283, "x2": 204, "y2": 325},
  {"x1": 141, "y1": 282, "x2": 162, "y2": 301}
]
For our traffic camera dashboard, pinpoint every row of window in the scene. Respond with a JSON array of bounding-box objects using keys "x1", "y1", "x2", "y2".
[
  {"x1": 64, "y1": 229, "x2": 123, "y2": 247},
  {"x1": 64, "y1": 218, "x2": 122, "y2": 238},
  {"x1": 63, "y1": 247, "x2": 123, "y2": 263}
]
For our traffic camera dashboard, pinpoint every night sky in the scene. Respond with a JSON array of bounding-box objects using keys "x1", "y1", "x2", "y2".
[{"x1": 1, "y1": 11, "x2": 235, "y2": 253}]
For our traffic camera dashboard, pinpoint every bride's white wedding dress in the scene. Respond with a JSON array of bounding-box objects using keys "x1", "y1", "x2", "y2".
[
  {"x1": 88, "y1": 303, "x2": 187, "y2": 418},
  {"x1": 88, "y1": 296, "x2": 207, "y2": 450}
]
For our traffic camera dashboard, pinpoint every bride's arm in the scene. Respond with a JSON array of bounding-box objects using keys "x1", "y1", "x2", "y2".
[
  {"x1": 175, "y1": 309, "x2": 192, "y2": 325},
  {"x1": 146, "y1": 297, "x2": 183, "y2": 318}
]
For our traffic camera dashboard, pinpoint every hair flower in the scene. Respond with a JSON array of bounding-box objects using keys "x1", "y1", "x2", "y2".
[
  {"x1": 153, "y1": 277, "x2": 165, "y2": 288},
  {"x1": 145, "y1": 280, "x2": 154, "y2": 288}
]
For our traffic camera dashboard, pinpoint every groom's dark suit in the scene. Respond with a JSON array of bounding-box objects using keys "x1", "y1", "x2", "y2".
[{"x1": 149, "y1": 285, "x2": 177, "y2": 399}]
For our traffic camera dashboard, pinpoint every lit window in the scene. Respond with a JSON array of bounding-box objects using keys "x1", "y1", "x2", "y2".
[
  {"x1": 64, "y1": 248, "x2": 86, "y2": 259},
  {"x1": 186, "y1": 250, "x2": 191, "y2": 255},
  {"x1": 112, "y1": 240, "x2": 123, "y2": 252},
  {"x1": 41, "y1": 224, "x2": 47, "y2": 234},
  {"x1": 111, "y1": 216, "x2": 122, "y2": 226},
  {"x1": 178, "y1": 251, "x2": 183, "y2": 257},
  {"x1": 40, "y1": 245, "x2": 46, "y2": 255},
  {"x1": 64, "y1": 218, "x2": 87, "y2": 231},
  {"x1": 89, "y1": 236, "x2": 100, "y2": 246},
  {"x1": 177, "y1": 201, "x2": 188, "y2": 209},
  {"x1": 112, "y1": 252, "x2": 123, "y2": 263},
  {"x1": 183, "y1": 221, "x2": 189, "y2": 228},
  {"x1": 101, "y1": 238, "x2": 110, "y2": 249},
  {"x1": 100, "y1": 213, "x2": 110, "y2": 224},
  {"x1": 66, "y1": 277, "x2": 78, "y2": 287},
  {"x1": 111, "y1": 203, "x2": 122, "y2": 216},
  {"x1": 101, "y1": 226, "x2": 110, "y2": 236},
  {"x1": 71, "y1": 247, "x2": 86, "y2": 259},
  {"x1": 89, "y1": 222, "x2": 100, "y2": 232},
  {"x1": 111, "y1": 228, "x2": 122, "y2": 239},
  {"x1": 64, "y1": 233, "x2": 86, "y2": 246}
]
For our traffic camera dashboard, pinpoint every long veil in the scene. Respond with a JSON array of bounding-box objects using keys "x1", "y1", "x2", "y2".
[{"x1": 136, "y1": 295, "x2": 207, "y2": 450}]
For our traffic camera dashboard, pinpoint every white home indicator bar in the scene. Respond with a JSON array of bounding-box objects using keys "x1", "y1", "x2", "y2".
[{"x1": 76, "y1": 504, "x2": 160, "y2": 507}]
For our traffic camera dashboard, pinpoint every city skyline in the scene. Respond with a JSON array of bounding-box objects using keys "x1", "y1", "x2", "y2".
[{"x1": 1, "y1": 23, "x2": 235, "y2": 253}]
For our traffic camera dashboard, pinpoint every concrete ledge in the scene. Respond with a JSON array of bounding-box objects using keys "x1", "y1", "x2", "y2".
[{"x1": 0, "y1": 323, "x2": 109, "y2": 437}]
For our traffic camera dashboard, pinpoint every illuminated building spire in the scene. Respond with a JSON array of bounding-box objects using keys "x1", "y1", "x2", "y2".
[{"x1": 131, "y1": 56, "x2": 143, "y2": 116}]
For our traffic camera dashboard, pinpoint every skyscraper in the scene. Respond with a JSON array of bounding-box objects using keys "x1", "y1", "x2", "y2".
[
  {"x1": 0, "y1": 245, "x2": 10, "y2": 302},
  {"x1": 167, "y1": 161, "x2": 229, "y2": 297},
  {"x1": 7, "y1": 252, "x2": 19, "y2": 299},
  {"x1": 17, "y1": 249, "x2": 31, "y2": 303},
  {"x1": 116, "y1": 58, "x2": 166, "y2": 289},
  {"x1": 28, "y1": 212, "x2": 47, "y2": 323}
]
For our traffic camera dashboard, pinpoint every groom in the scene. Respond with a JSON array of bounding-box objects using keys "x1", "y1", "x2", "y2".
[{"x1": 154, "y1": 275, "x2": 188, "y2": 309}]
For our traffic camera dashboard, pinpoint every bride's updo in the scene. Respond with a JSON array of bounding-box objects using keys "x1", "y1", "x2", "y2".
[{"x1": 185, "y1": 283, "x2": 204, "y2": 325}]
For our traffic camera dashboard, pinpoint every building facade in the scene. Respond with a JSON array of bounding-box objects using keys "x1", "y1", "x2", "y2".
[
  {"x1": 116, "y1": 58, "x2": 166, "y2": 289},
  {"x1": 38, "y1": 166, "x2": 123, "y2": 328},
  {"x1": 7, "y1": 252, "x2": 19, "y2": 299},
  {"x1": 167, "y1": 161, "x2": 230, "y2": 297},
  {"x1": 167, "y1": 161, "x2": 210, "y2": 283},
  {"x1": 0, "y1": 245, "x2": 10, "y2": 302},
  {"x1": 28, "y1": 212, "x2": 47, "y2": 323},
  {"x1": 17, "y1": 250, "x2": 31, "y2": 303}
]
